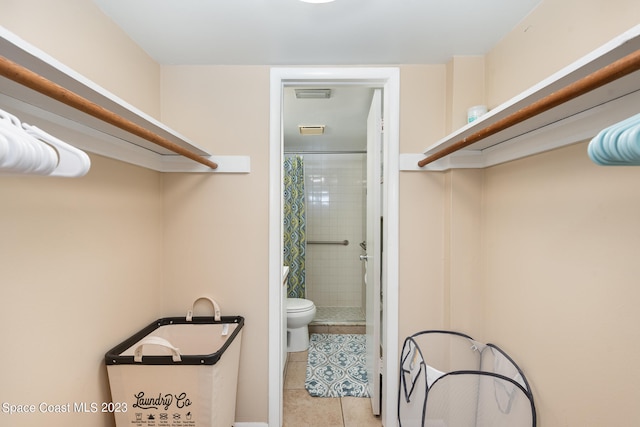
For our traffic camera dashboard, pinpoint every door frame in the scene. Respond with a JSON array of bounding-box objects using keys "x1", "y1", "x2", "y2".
[
  {"x1": 365, "y1": 88, "x2": 383, "y2": 415},
  {"x1": 268, "y1": 67, "x2": 400, "y2": 426}
]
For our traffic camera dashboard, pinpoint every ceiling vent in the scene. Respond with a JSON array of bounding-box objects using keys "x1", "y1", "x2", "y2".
[
  {"x1": 298, "y1": 125, "x2": 325, "y2": 135},
  {"x1": 295, "y1": 89, "x2": 331, "y2": 99}
]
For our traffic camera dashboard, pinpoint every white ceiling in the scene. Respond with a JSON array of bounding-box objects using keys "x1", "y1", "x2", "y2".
[
  {"x1": 91, "y1": 0, "x2": 541, "y2": 152},
  {"x1": 92, "y1": 0, "x2": 540, "y2": 66},
  {"x1": 283, "y1": 86, "x2": 374, "y2": 152}
]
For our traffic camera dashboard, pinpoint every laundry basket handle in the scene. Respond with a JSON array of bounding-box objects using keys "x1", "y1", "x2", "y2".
[
  {"x1": 186, "y1": 296, "x2": 221, "y2": 322},
  {"x1": 133, "y1": 336, "x2": 182, "y2": 363}
]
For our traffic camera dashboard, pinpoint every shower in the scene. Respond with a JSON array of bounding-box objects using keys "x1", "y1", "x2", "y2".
[{"x1": 284, "y1": 151, "x2": 367, "y2": 324}]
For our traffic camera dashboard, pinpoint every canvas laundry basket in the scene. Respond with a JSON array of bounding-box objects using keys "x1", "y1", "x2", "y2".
[{"x1": 105, "y1": 297, "x2": 243, "y2": 427}]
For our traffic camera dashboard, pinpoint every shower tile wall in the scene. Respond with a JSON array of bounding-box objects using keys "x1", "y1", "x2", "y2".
[{"x1": 304, "y1": 153, "x2": 366, "y2": 308}]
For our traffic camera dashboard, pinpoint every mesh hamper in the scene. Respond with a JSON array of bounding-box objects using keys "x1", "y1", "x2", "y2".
[
  {"x1": 398, "y1": 330, "x2": 536, "y2": 427},
  {"x1": 105, "y1": 297, "x2": 243, "y2": 427}
]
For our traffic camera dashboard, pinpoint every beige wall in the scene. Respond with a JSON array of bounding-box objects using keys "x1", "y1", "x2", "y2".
[
  {"x1": 159, "y1": 65, "x2": 271, "y2": 423},
  {"x1": 398, "y1": 65, "x2": 448, "y2": 342},
  {"x1": 486, "y1": 0, "x2": 640, "y2": 107},
  {"x1": 0, "y1": 1, "x2": 164, "y2": 426},
  {"x1": 157, "y1": 63, "x2": 452, "y2": 423},
  {"x1": 1, "y1": 0, "x2": 161, "y2": 117},
  {"x1": 482, "y1": 143, "x2": 640, "y2": 425},
  {"x1": 443, "y1": 0, "x2": 640, "y2": 425},
  {"x1": 0, "y1": 155, "x2": 163, "y2": 427},
  {"x1": 446, "y1": 56, "x2": 485, "y2": 132}
]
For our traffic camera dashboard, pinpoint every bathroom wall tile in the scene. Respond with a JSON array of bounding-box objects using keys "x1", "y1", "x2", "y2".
[{"x1": 304, "y1": 153, "x2": 366, "y2": 308}]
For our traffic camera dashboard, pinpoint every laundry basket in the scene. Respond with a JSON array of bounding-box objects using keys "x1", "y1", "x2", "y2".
[
  {"x1": 398, "y1": 330, "x2": 536, "y2": 427},
  {"x1": 105, "y1": 297, "x2": 244, "y2": 427}
]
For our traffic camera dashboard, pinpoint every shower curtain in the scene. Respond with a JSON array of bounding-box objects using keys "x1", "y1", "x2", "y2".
[{"x1": 283, "y1": 156, "x2": 306, "y2": 298}]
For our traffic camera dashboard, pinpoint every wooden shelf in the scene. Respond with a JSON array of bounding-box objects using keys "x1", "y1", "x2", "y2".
[
  {"x1": 0, "y1": 27, "x2": 249, "y2": 173},
  {"x1": 401, "y1": 24, "x2": 640, "y2": 171}
]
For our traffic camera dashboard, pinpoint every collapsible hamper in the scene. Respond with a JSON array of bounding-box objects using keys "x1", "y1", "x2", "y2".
[
  {"x1": 398, "y1": 330, "x2": 536, "y2": 427},
  {"x1": 105, "y1": 297, "x2": 243, "y2": 427}
]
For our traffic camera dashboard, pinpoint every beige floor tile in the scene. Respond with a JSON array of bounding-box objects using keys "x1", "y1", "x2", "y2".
[
  {"x1": 283, "y1": 390, "x2": 344, "y2": 427},
  {"x1": 341, "y1": 397, "x2": 382, "y2": 427},
  {"x1": 288, "y1": 350, "x2": 308, "y2": 362},
  {"x1": 284, "y1": 361, "x2": 308, "y2": 390},
  {"x1": 283, "y1": 330, "x2": 380, "y2": 427},
  {"x1": 309, "y1": 324, "x2": 329, "y2": 334},
  {"x1": 329, "y1": 325, "x2": 366, "y2": 334}
]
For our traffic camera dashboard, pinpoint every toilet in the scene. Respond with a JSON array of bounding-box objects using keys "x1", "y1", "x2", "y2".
[{"x1": 286, "y1": 298, "x2": 316, "y2": 352}]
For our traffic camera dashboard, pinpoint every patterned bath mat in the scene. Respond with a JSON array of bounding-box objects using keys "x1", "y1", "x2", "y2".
[{"x1": 305, "y1": 333, "x2": 370, "y2": 398}]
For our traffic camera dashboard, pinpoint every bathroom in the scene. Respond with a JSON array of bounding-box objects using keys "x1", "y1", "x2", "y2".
[
  {"x1": 281, "y1": 84, "x2": 383, "y2": 425},
  {"x1": 283, "y1": 85, "x2": 373, "y2": 334}
]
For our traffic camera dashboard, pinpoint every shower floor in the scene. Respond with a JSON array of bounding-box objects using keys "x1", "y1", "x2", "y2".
[{"x1": 311, "y1": 306, "x2": 365, "y2": 326}]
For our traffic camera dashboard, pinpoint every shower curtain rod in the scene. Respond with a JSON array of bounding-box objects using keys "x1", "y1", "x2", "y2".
[
  {"x1": 0, "y1": 56, "x2": 218, "y2": 170},
  {"x1": 417, "y1": 48, "x2": 640, "y2": 167}
]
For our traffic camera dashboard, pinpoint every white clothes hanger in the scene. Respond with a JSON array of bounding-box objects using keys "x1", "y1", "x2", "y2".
[
  {"x1": 0, "y1": 110, "x2": 57, "y2": 174},
  {"x1": 588, "y1": 113, "x2": 640, "y2": 166},
  {"x1": 23, "y1": 124, "x2": 90, "y2": 177},
  {"x1": 0, "y1": 108, "x2": 90, "y2": 177}
]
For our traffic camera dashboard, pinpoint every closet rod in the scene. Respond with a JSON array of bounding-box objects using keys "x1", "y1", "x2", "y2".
[
  {"x1": 417, "y1": 48, "x2": 640, "y2": 167},
  {"x1": 0, "y1": 56, "x2": 218, "y2": 169}
]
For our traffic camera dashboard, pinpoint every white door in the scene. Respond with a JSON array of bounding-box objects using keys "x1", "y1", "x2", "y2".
[{"x1": 364, "y1": 88, "x2": 382, "y2": 415}]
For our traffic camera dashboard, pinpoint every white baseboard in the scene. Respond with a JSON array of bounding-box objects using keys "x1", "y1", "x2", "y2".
[{"x1": 234, "y1": 423, "x2": 269, "y2": 427}]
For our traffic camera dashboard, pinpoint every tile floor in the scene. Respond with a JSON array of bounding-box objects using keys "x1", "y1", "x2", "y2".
[{"x1": 283, "y1": 335, "x2": 382, "y2": 427}]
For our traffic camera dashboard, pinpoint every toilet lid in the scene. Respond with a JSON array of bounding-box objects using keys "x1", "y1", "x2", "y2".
[{"x1": 287, "y1": 298, "x2": 315, "y2": 313}]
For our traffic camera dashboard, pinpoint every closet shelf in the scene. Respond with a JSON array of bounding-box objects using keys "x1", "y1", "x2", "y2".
[
  {"x1": 0, "y1": 26, "x2": 249, "y2": 173},
  {"x1": 400, "y1": 24, "x2": 640, "y2": 171}
]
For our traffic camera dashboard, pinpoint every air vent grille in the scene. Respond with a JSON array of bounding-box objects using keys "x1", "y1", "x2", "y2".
[{"x1": 298, "y1": 125, "x2": 325, "y2": 135}]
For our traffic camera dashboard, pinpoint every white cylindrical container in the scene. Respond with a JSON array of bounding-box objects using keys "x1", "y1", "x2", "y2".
[{"x1": 467, "y1": 105, "x2": 488, "y2": 123}]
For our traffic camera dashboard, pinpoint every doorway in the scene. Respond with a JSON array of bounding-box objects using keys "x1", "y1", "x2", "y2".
[{"x1": 269, "y1": 68, "x2": 399, "y2": 427}]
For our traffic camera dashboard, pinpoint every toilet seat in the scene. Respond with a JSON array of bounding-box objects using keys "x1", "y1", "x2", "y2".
[{"x1": 287, "y1": 298, "x2": 315, "y2": 313}]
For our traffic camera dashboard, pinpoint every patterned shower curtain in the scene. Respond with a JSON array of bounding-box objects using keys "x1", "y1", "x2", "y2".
[{"x1": 283, "y1": 156, "x2": 306, "y2": 298}]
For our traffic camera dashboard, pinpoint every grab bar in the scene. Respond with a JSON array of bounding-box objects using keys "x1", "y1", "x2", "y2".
[{"x1": 308, "y1": 240, "x2": 349, "y2": 246}]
